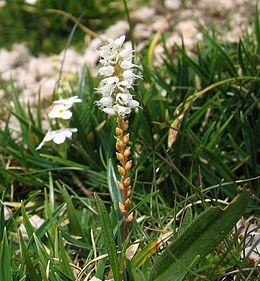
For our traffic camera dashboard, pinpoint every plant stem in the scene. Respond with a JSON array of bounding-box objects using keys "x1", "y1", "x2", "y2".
[{"x1": 115, "y1": 117, "x2": 133, "y2": 240}]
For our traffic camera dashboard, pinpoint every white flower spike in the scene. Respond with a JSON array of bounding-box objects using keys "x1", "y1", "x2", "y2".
[
  {"x1": 36, "y1": 128, "x2": 78, "y2": 150},
  {"x1": 96, "y1": 35, "x2": 140, "y2": 118}
]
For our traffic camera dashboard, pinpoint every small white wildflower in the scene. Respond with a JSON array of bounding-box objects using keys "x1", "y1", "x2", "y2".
[
  {"x1": 119, "y1": 48, "x2": 133, "y2": 59},
  {"x1": 53, "y1": 96, "x2": 82, "y2": 106},
  {"x1": 103, "y1": 107, "x2": 116, "y2": 115},
  {"x1": 48, "y1": 104, "x2": 72, "y2": 120},
  {"x1": 36, "y1": 128, "x2": 78, "y2": 150},
  {"x1": 129, "y1": 99, "x2": 139, "y2": 108},
  {"x1": 96, "y1": 96, "x2": 113, "y2": 108},
  {"x1": 114, "y1": 104, "x2": 131, "y2": 117},
  {"x1": 98, "y1": 65, "x2": 114, "y2": 76}
]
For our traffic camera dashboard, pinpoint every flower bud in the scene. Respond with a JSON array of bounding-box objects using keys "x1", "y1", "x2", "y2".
[
  {"x1": 115, "y1": 127, "x2": 123, "y2": 136},
  {"x1": 127, "y1": 188, "x2": 131, "y2": 197},
  {"x1": 119, "y1": 202, "x2": 126, "y2": 213},
  {"x1": 126, "y1": 212, "x2": 133, "y2": 221},
  {"x1": 125, "y1": 160, "x2": 132, "y2": 172},
  {"x1": 125, "y1": 198, "x2": 132, "y2": 206},
  {"x1": 122, "y1": 121, "x2": 129, "y2": 131},
  {"x1": 123, "y1": 134, "x2": 129, "y2": 144},
  {"x1": 116, "y1": 139, "x2": 124, "y2": 151},
  {"x1": 118, "y1": 165, "x2": 126, "y2": 176},
  {"x1": 116, "y1": 152, "x2": 124, "y2": 162},
  {"x1": 124, "y1": 147, "x2": 131, "y2": 158},
  {"x1": 124, "y1": 177, "x2": 131, "y2": 187},
  {"x1": 118, "y1": 181, "x2": 124, "y2": 190}
]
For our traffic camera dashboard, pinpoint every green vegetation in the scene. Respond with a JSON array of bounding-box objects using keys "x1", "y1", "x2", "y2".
[
  {"x1": 0, "y1": 1, "x2": 259, "y2": 280},
  {"x1": 0, "y1": 0, "x2": 123, "y2": 54}
]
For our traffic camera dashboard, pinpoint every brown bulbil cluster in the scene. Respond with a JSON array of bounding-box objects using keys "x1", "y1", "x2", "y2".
[{"x1": 115, "y1": 118, "x2": 134, "y2": 237}]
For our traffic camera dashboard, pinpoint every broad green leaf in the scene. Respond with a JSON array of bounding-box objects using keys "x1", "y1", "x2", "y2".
[
  {"x1": 95, "y1": 194, "x2": 120, "y2": 281},
  {"x1": 149, "y1": 189, "x2": 250, "y2": 281}
]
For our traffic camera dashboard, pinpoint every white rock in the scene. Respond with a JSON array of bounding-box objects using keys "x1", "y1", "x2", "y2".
[
  {"x1": 132, "y1": 7, "x2": 155, "y2": 22},
  {"x1": 14, "y1": 67, "x2": 36, "y2": 89},
  {"x1": 39, "y1": 78, "x2": 57, "y2": 100},
  {"x1": 105, "y1": 20, "x2": 129, "y2": 39},
  {"x1": 176, "y1": 20, "x2": 199, "y2": 38},
  {"x1": 19, "y1": 214, "x2": 45, "y2": 238},
  {"x1": 164, "y1": 0, "x2": 181, "y2": 11},
  {"x1": 134, "y1": 23, "x2": 152, "y2": 40},
  {"x1": 4, "y1": 205, "x2": 11, "y2": 221},
  {"x1": 0, "y1": 49, "x2": 13, "y2": 72},
  {"x1": 11, "y1": 44, "x2": 31, "y2": 66}
]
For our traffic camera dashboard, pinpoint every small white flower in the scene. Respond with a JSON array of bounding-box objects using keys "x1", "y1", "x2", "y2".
[
  {"x1": 120, "y1": 60, "x2": 138, "y2": 69},
  {"x1": 96, "y1": 96, "x2": 113, "y2": 108},
  {"x1": 113, "y1": 35, "x2": 126, "y2": 48},
  {"x1": 129, "y1": 99, "x2": 139, "y2": 108},
  {"x1": 48, "y1": 104, "x2": 72, "y2": 120},
  {"x1": 119, "y1": 48, "x2": 133, "y2": 59},
  {"x1": 118, "y1": 80, "x2": 133, "y2": 90},
  {"x1": 53, "y1": 96, "x2": 82, "y2": 106},
  {"x1": 116, "y1": 91, "x2": 132, "y2": 105},
  {"x1": 114, "y1": 104, "x2": 131, "y2": 117},
  {"x1": 103, "y1": 107, "x2": 116, "y2": 115},
  {"x1": 98, "y1": 65, "x2": 115, "y2": 76},
  {"x1": 36, "y1": 128, "x2": 78, "y2": 150}
]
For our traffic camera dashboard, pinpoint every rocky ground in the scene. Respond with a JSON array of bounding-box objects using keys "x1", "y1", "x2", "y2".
[{"x1": 0, "y1": 0, "x2": 256, "y2": 130}]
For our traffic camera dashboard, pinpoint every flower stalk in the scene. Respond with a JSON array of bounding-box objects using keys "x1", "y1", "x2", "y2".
[
  {"x1": 95, "y1": 35, "x2": 140, "y2": 240},
  {"x1": 116, "y1": 117, "x2": 133, "y2": 239}
]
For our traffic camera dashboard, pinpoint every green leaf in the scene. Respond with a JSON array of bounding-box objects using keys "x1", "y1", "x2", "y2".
[
  {"x1": 59, "y1": 185, "x2": 84, "y2": 238},
  {"x1": 107, "y1": 159, "x2": 123, "y2": 219},
  {"x1": 95, "y1": 194, "x2": 120, "y2": 281},
  {"x1": 0, "y1": 228, "x2": 13, "y2": 281},
  {"x1": 19, "y1": 231, "x2": 41, "y2": 281},
  {"x1": 149, "y1": 189, "x2": 250, "y2": 281},
  {"x1": 58, "y1": 231, "x2": 75, "y2": 279}
]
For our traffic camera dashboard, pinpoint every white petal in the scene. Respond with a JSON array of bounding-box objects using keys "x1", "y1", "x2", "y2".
[
  {"x1": 120, "y1": 60, "x2": 137, "y2": 69},
  {"x1": 119, "y1": 48, "x2": 133, "y2": 58},
  {"x1": 116, "y1": 92, "x2": 132, "y2": 105},
  {"x1": 103, "y1": 107, "x2": 116, "y2": 115},
  {"x1": 129, "y1": 100, "x2": 139, "y2": 108},
  {"x1": 114, "y1": 35, "x2": 126, "y2": 48},
  {"x1": 98, "y1": 65, "x2": 114, "y2": 76},
  {"x1": 118, "y1": 80, "x2": 132, "y2": 90},
  {"x1": 114, "y1": 104, "x2": 131, "y2": 117},
  {"x1": 102, "y1": 76, "x2": 119, "y2": 85},
  {"x1": 53, "y1": 134, "x2": 66, "y2": 144},
  {"x1": 48, "y1": 108, "x2": 72, "y2": 120},
  {"x1": 99, "y1": 96, "x2": 113, "y2": 107},
  {"x1": 60, "y1": 110, "x2": 73, "y2": 120}
]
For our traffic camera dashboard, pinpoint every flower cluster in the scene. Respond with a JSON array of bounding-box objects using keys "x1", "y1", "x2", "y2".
[
  {"x1": 36, "y1": 96, "x2": 81, "y2": 150},
  {"x1": 95, "y1": 35, "x2": 140, "y2": 118}
]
